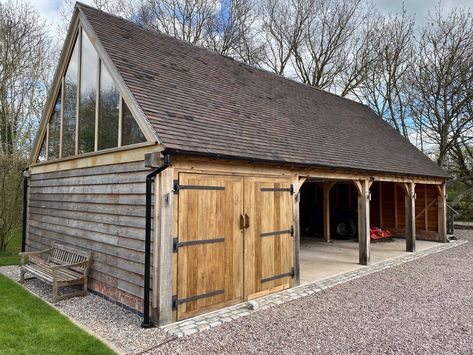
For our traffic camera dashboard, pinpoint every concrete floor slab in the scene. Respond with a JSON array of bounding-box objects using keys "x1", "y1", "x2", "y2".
[{"x1": 300, "y1": 237, "x2": 439, "y2": 284}]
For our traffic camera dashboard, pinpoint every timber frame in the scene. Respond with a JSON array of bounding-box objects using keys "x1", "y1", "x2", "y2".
[
  {"x1": 150, "y1": 154, "x2": 448, "y2": 325},
  {"x1": 25, "y1": 149, "x2": 448, "y2": 326}
]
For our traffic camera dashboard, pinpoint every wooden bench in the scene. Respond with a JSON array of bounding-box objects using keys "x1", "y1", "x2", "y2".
[{"x1": 19, "y1": 244, "x2": 93, "y2": 302}]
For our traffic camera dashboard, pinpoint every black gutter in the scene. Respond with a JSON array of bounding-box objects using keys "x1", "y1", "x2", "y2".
[
  {"x1": 141, "y1": 153, "x2": 170, "y2": 328},
  {"x1": 21, "y1": 169, "x2": 29, "y2": 253}
]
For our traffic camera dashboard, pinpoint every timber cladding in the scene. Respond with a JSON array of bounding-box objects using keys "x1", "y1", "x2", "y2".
[
  {"x1": 27, "y1": 161, "x2": 150, "y2": 308},
  {"x1": 370, "y1": 182, "x2": 440, "y2": 241}
]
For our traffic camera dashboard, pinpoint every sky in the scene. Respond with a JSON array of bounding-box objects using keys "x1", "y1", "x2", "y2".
[
  {"x1": 25, "y1": 0, "x2": 473, "y2": 33},
  {"x1": 376, "y1": 0, "x2": 473, "y2": 23}
]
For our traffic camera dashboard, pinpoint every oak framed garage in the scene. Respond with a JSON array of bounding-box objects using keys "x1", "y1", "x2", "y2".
[{"x1": 25, "y1": 3, "x2": 449, "y2": 328}]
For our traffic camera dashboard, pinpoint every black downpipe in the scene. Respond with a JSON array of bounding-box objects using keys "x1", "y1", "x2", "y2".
[
  {"x1": 21, "y1": 169, "x2": 29, "y2": 253},
  {"x1": 141, "y1": 154, "x2": 170, "y2": 328}
]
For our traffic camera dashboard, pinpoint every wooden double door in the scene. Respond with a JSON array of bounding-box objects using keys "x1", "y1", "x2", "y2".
[{"x1": 175, "y1": 173, "x2": 294, "y2": 320}]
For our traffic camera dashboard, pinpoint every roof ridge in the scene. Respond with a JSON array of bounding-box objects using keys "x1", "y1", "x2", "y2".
[{"x1": 75, "y1": 1, "x2": 370, "y2": 111}]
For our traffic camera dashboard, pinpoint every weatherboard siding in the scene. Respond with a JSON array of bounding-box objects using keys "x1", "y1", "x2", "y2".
[{"x1": 27, "y1": 161, "x2": 150, "y2": 307}]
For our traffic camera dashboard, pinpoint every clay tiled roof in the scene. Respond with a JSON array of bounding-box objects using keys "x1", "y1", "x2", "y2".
[{"x1": 78, "y1": 3, "x2": 448, "y2": 178}]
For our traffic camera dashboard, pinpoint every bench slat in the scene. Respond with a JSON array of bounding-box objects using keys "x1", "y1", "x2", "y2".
[{"x1": 24, "y1": 264, "x2": 82, "y2": 282}]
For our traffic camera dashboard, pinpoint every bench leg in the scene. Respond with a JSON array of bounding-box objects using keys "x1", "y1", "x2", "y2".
[
  {"x1": 52, "y1": 280, "x2": 59, "y2": 303},
  {"x1": 20, "y1": 269, "x2": 25, "y2": 284}
]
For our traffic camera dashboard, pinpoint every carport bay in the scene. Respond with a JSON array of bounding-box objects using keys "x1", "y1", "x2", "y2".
[{"x1": 298, "y1": 178, "x2": 445, "y2": 284}]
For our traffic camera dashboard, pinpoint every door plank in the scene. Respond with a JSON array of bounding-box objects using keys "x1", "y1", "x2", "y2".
[
  {"x1": 244, "y1": 177, "x2": 294, "y2": 299},
  {"x1": 176, "y1": 173, "x2": 243, "y2": 320}
]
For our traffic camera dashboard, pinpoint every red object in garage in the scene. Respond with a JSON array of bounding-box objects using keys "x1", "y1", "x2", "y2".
[{"x1": 370, "y1": 226, "x2": 393, "y2": 241}]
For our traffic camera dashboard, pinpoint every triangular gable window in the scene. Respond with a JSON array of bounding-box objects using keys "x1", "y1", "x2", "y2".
[{"x1": 36, "y1": 27, "x2": 146, "y2": 163}]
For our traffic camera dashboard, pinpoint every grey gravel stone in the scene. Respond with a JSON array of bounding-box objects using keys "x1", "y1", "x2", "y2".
[{"x1": 149, "y1": 231, "x2": 472, "y2": 354}]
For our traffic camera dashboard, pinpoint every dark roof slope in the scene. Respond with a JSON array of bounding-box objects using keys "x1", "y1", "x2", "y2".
[{"x1": 78, "y1": 4, "x2": 448, "y2": 178}]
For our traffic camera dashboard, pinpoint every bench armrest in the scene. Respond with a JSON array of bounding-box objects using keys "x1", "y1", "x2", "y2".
[
  {"x1": 50, "y1": 261, "x2": 89, "y2": 271},
  {"x1": 19, "y1": 248, "x2": 52, "y2": 266}
]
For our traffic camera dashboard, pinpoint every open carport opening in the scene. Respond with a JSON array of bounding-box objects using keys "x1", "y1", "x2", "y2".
[{"x1": 298, "y1": 180, "x2": 441, "y2": 285}]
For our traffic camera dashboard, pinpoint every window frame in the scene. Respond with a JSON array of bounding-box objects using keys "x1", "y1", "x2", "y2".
[{"x1": 35, "y1": 25, "x2": 148, "y2": 165}]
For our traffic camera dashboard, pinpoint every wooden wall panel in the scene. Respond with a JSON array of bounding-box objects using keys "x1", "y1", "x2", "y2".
[
  {"x1": 380, "y1": 182, "x2": 395, "y2": 228},
  {"x1": 27, "y1": 161, "x2": 150, "y2": 300},
  {"x1": 414, "y1": 183, "x2": 439, "y2": 233},
  {"x1": 370, "y1": 182, "x2": 396, "y2": 229},
  {"x1": 396, "y1": 184, "x2": 406, "y2": 230},
  {"x1": 370, "y1": 183, "x2": 380, "y2": 227}
]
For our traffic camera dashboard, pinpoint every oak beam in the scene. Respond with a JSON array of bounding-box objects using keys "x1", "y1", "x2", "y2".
[
  {"x1": 405, "y1": 182, "x2": 416, "y2": 252},
  {"x1": 357, "y1": 180, "x2": 370, "y2": 265},
  {"x1": 438, "y1": 183, "x2": 448, "y2": 243}
]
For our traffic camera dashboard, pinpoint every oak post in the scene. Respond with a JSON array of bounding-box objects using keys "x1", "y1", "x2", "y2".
[
  {"x1": 405, "y1": 182, "x2": 416, "y2": 252},
  {"x1": 292, "y1": 176, "x2": 303, "y2": 285},
  {"x1": 156, "y1": 167, "x2": 174, "y2": 325},
  {"x1": 151, "y1": 172, "x2": 161, "y2": 320},
  {"x1": 357, "y1": 180, "x2": 370, "y2": 265},
  {"x1": 438, "y1": 183, "x2": 448, "y2": 243}
]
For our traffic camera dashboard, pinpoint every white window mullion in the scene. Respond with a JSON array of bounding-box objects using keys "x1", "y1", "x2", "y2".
[
  {"x1": 75, "y1": 28, "x2": 82, "y2": 156},
  {"x1": 59, "y1": 78, "x2": 64, "y2": 158},
  {"x1": 118, "y1": 95, "x2": 123, "y2": 148},
  {"x1": 94, "y1": 57, "x2": 100, "y2": 152},
  {"x1": 45, "y1": 123, "x2": 50, "y2": 161}
]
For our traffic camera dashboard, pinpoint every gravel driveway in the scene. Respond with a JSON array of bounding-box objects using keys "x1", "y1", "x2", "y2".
[{"x1": 152, "y1": 230, "x2": 473, "y2": 354}]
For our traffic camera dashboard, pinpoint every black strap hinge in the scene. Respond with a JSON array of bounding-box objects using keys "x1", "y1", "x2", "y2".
[
  {"x1": 261, "y1": 267, "x2": 295, "y2": 283},
  {"x1": 172, "y1": 290, "x2": 224, "y2": 310},
  {"x1": 260, "y1": 184, "x2": 294, "y2": 194},
  {"x1": 173, "y1": 237, "x2": 225, "y2": 253},
  {"x1": 173, "y1": 179, "x2": 179, "y2": 193},
  {"x1": 174, "y1": 180, "x2": 225, "y2": 194},
  {"x1": 172, "y1": 238, "x2": 179, "y2": 253},
  {"x1": 291, "y1": 225, "x2": 294, "y2": 237}
]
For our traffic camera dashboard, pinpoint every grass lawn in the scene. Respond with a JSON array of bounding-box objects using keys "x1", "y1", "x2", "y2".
[
  {"x1": 0, "y1": 230, "x2": 22, "y2": 266},
  {"x1": 0, "y1": 275, "x2": 115, "y2": 355}
]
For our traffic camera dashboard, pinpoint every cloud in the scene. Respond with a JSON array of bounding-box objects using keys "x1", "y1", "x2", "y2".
[{"x1": 375, "y1": 0, "x2": 473, "y2": 24}]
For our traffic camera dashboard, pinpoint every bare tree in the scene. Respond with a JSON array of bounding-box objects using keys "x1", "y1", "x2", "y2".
[
  {"x1": 0, "y1": 155, "x2": 24, "y2": 251},
  {"x1": 138, "y1": 0, "x2": 218, "y2": 44},
  {"x1": 291, "y1": 0, "x2": 372, "y2": 93},
  {"x1": 0, "y1": 1, "x2": 52, "y2": 156},
  {"x1": 60, "y1": 0, "x2": 140, "y2": 28},
  {"x1": 203, "y1": 0, "x2": 262, "y2": 64},
  {"x1": 355, "y1": 8, "x2": 415, "y2": 137},
  {"x1": 409, "y1": 6, "x2": 473, "y2": 167},
  {"x1": 336, "y1": 10, "x2": 379, "y2": 97},
  {"x1": 259, "y1": 0, "x2": 313, "y2": 75}
]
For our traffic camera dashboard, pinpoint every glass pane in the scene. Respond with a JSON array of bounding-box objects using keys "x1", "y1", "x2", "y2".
[
  {"x1": 98, "y1": 62, "x2": 119, "y2": 150},
  {"x1": 37, "y1": 137, "x2": 46, "y2": 162},
  {"x1": 48, "y1": 93, "x2": 62, "y2": 160},
  {"x1": 122, "y1": 100, "x2": 146, "y2": 146},
  {"x1": 79, "y1": 29, "x2": 97, "y2": 154},
  {"x1": 62, "y1": 37, "x2": 79, "y2": 157}
]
